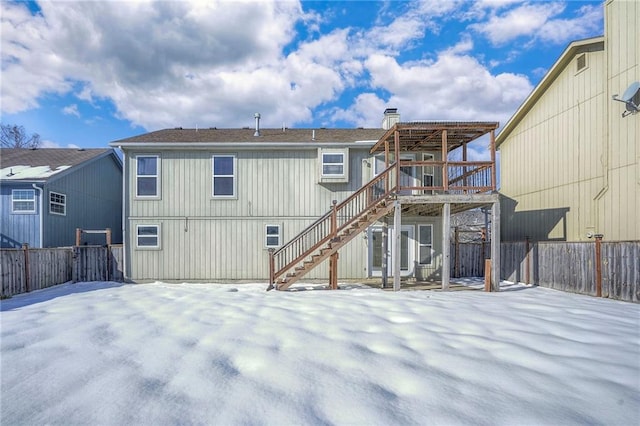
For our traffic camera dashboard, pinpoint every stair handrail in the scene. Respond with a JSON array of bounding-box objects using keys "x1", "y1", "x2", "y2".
[{"x1": 269, "y1": 163, "x2": 398, "y2": 286}]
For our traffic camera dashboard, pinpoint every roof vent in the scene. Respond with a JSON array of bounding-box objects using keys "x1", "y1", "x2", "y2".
[{"x1": 254, "y1": 113, "x2": 261, "y2": 137}]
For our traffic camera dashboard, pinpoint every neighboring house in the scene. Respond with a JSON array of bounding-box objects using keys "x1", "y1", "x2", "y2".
[
  {"x1": 112, "y1": 110, "x2": 501, "y2": 289},
  {"x1": 497, "y1": 0, "x2": 639, "y2": 242},
  {"x1": 0, "y1": 148, "x2": 123, "y2": 248}
]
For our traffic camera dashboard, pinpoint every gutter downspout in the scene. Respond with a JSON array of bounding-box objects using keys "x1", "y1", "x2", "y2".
[
  {"x1": 119, "y1": 146, "x2": 127, "y2": 281},
  {"x1": 32, "y1": 183, "x2": 43, "y2": 248}
]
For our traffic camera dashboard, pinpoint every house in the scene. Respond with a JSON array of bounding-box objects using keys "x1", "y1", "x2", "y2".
[
  {"x1": 0, "y1": 148, "x2": 123, "y2": 248},
  {"x1": 111, "y1": 110, "x2": 501, "y2": 289},
  {"x1": 497, "y1": 0, "x2": 639, "y2": 242}
]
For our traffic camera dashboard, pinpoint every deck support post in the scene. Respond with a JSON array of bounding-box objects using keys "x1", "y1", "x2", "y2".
[
  {"x1": 393, "y1": 200, "x2": 401, "y2": 291},
  {"x1": 490, "y1": 200, "x2": 501, "y2": 291},
  {"x1": 490, "y1": 129, "x2": 497, "y2": 191},
  {"x1": 441, "y1": 130, "x2": 448, "y2": 192},
  {"x1": 268, "y1": 248, "x2": 275, "y2": 290},
  {"x1": 329, "y1": 200, "x2": 339, "y2": 290},
  {"x1": 442, "y1": 202, "x2": 451, "y2": 291},
  {"x1": 329, "y1": 252, "x2": 339, "y2": 290}
]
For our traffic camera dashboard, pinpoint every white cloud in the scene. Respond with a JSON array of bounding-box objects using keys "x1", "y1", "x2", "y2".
[
  {"x1": 0, "y1": 0, "x2": 599, "y2": 135},
  {"x1": 62, "y1": 104, "x2": 80, "y2": 118},
  {"x1": 335, "y1": 51, "x2": 533, "y2": 132},
  {"x1": 536, "y1": 4, "x2": 603, "y2": 44},
  {"x1": 470, "y1": 2, "x2": 566, "y2": 45},
  {"x1": 470, "y1": 2, "x2": 603, "y2": 46}
]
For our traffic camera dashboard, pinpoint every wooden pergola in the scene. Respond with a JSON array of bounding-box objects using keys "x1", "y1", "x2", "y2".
[{"x1": 369, "y1": 121, "x2": 501, "y2": 292}]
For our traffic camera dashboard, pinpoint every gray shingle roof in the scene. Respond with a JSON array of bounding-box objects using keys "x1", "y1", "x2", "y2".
[
  {"x1": 111, "y1": 128, "x2": 386, "y2": 145},
  {"x1": 0, "y1": 148, "x2": 113, "y2": 181}
]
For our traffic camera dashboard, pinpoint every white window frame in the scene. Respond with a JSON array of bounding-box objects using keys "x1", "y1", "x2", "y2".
[
  {"x1": 49, "y1": 191, "x2": 66, "y2": 216},
  {"x1": 136, "y1": 224, "x2": 160, "y2": 249},
  {"x1": 11, "y1": 189, "x2": 36, "y2": 213},
  {"x1": 318, "y1": 148, "x2": 349, "y2": 183},
  {"x1": 418, "y1": 224, "x2": 434, "y2": 266},
  {"x1": 135, "y1": 155, "x2": 160, "y2": 198},
  {"x1": 321, "y1": 152, "x2": 345, "y2": 177},
  {"x1": 265, "y1": 224, "x2": 282, "y2": 248},
  {"x1": 212, "y1": 154, "x2": 237, "y2": 198}
]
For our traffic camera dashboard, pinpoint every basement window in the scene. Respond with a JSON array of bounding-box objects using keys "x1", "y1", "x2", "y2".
[
  {"x1": 136, "y1": 225, "x2": 160, "y2": 249},
  {"x1": 265, "y1": 224, "x2": 282, "y2": 248}
]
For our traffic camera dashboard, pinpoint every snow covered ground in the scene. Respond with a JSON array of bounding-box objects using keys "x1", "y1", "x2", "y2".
[{"x1": 1, "y1": 280, "x2": 639, "y2": 425}]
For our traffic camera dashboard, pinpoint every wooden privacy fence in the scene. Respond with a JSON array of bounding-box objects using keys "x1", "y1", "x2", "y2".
[
  {"x1": 453, "y1": 239, "x2": 638, "y2": 302},
  {"x1": 1, "y1": 245, "x2": 124, "y2": 298}
]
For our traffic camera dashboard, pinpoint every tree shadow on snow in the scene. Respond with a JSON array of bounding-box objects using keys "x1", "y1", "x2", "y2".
[{"x1": 0, "y1": 281, "x2": 126, "y2": 312}]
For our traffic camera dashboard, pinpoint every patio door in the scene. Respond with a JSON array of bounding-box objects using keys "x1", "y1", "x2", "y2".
[
  {"x1": 368, "y1": 225, "x2": 414, "y2": 277},
  {"x1": 398, "y1": 154, "x2": 418, "y2": 195}
]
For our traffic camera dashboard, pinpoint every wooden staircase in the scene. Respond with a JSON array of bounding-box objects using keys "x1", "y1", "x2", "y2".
[{"x1": 268, "y1": 164, "x2": 398, "y2": 291}]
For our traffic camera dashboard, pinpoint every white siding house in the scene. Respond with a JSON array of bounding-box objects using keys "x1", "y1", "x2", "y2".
[{"x1": 113, "y1": 111, "x2": 500, "y2": 288}]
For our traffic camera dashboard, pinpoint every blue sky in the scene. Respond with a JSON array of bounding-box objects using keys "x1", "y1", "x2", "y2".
[{"x1": 1, "y1": 0, "x2": 604, "y2": 149}]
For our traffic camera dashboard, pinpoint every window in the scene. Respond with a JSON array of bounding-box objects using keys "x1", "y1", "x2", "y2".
[
  {"x1": 318, "y1": 148, "x2": 349, "y2": 183},
  {"x1": 322, "y1": 152, "x2": 345, "y2": 176},
  {"x1": 212, "y1": 155, "x2": 236, "y2": 197},
  {"x1": 136, "y1": 225, "x2": 160, "y2": 248},
  {"x1": 418, "y1": 225, "x2": 433, "y2": 266},
  {"x1": 49, "y1": 191, "x2": 66, "y2": 215},
  {"x1": 265, "y1": 224, "x2": 281, "y2": 248},
  {"x1": 12, "y1": 189, "x2": 36, "y2": 213},
  {"x1": 136, "y1": 155, "x2": 159, "y2": 197}
]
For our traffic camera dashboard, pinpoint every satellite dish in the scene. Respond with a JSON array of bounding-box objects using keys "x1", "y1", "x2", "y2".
[{"x1": 612, "y1": 81, "x2": 640, "y2": 117}]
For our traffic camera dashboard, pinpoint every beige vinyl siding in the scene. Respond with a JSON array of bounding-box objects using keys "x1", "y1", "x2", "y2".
[
  {"x1": 604, "y1": 0, "x2": 639, "y2": 240},
  {"x1": 499, "y1": 46, "x2": 607, "y2": 242},
  {"x1": 128, "y1": 149, "x2": 366, "y2": 219},
  {"x1": 126, "y1": 148, "x2": 373, "y2": 280},
  {"x1": 128, "y1": 217, "x2": 369, "y2": 281},
  {"x1": 500, "y1": 0, "x2": 638, "y2": 242}
]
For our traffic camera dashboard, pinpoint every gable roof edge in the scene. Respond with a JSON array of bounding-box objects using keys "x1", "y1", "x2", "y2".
[{"x1": 496, "y1": 36, "x2": 605, "y2": 148}]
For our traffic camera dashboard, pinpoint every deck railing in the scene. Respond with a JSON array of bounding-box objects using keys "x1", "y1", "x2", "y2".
[
  {"x1": 394, "y1": 160, "x2": 495, "y2": 194},
  {"x1": 268, "y1": 158, "x2": 496, "y2": 287},
  {"x1": 269, "y1": 163, "x2": 398, "y2": 285}
]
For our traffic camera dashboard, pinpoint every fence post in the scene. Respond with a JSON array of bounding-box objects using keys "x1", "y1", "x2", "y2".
[
  {"x1": 484, "y1": 259, "x2": 491, "y2": 292},
  {"x1": 22, "y1": 243, "x2": 30, "y2": 293},
  {"x1": 594, "y1": 234, "x2": 603, "y2": 297},
  {"x1": 76, "y1": 228, "x2": 82, "y2": 246}
]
